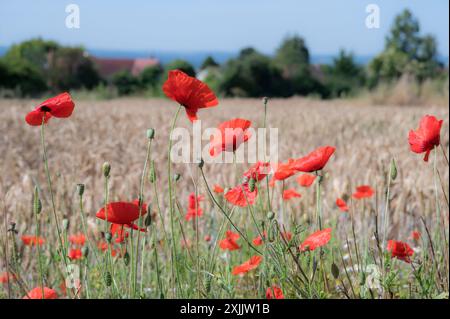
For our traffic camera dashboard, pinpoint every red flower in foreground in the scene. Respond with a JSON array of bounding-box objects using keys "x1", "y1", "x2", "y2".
[
  {"x1": 232, "y1": 255, "x2": 263, "y2": 275},
  {"x1": 96, "y1": 200, "x2": 147, "y2": 227},
  {"x1": 219, "y1": 230, "x2": 241, "y2": 251},
  {"x1": 266, "y1": 285, "x2": 284, "y2": 299},
  {"x1": 252, "y1": 231, "x2": 267, "y2": 246},
  {"x1": 23, "y1": 287, "x2": 58, "y2": 299},
  {"x1": 243, "y1": 161, "x2": 271, "y2": 182},
  {"x1": 282, "y1": 189, "x2": 301, "y2": 201},
  {"x1": 408, "y1": 115, "x2": 443, "y2": 162},
  {"x1": 300, "y1": 228, "x2": 332, "y2": 251},
  {"x1": 185, "y1": 193, "x2": 205, "y2": 221},
  {"x1": 291, "y1": 146, "x2": 336, "y2": 172},
  {"x1": 25, "y1": 92, "x2": 75, "y2": 126},
  {"x1": 163, "y1": 70, "x2": 218, "y2": 122},
  {"x1": 352, "y1": 185, "x2": 374, "y2": 199},
  {"x1": 225, "y1": 183, "x2": 257, "y2": 207},
  {"x1": 69, "y1": 233, "x2": 86, "y2": 246},
  {"x1": 210, "y1": 118, "x2": 252, "y2": 156},
  {"x1": 68, "y1": 248, "x2": 83, "y2": 260},
  {"x1": 21, "y1": 235, "x2": 45, "y2": 246},
  {"x1": 296, "y1": 174, "x2": 316, "y2": 187},
  {"x1": 272, "y1": 160, "x2": 296, "y2": 181},
  {"x1": 410, "y1": 230, "x2": 421, "y2": 241},
  {"x1": 213, "y1": 184, "x2": 224, "y2": 194},
  {"x1": 387, "y1": 240, "x2": 414, "y2": 263},
  {"x1": 336, "y1": 198, "x2": 349, "y2": 212}
]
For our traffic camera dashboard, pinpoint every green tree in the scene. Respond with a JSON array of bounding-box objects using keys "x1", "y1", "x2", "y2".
[
  {"x1": 200, "y1": 56, "x2": 219, "y2": 70},
  {"x1": 164, "y1": 59, "x2": 196, "y2": 77},
  {"x1": 368, "y1": 9, "x2": 441, "y2": 85},
  {"x1": 140, "y1": 65, "x2": 163, "y2": 88},
  {"x1": 112, "y1": 70, "x2": 139, "y2": 96}
]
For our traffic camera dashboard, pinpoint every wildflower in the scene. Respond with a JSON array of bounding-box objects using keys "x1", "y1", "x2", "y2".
[
  {"x1": 272, "y1": 160, "x2": 296, "y2": 181},
  {"x1": 0, "y1": 272, "x2": 16, "y2": 284},
  {"x1": 96, "y1": 199, "x2": 147, "y2": 228},
  {"x1": 219, "y1": 230, "x2": 241, "y2": 251},
  {"x1": 23, "y1": 287, "x2": 58, "y2": 299},
  {"x1": 232, "y1": 256, "x2": 262, "y2": 275},
  {"x1": 352, "y1": 185, "x2": 374, "y2": 199},
  {"x1": 387, "y1": 240, "x2": 414, "y2": 263},
  {"x1": 185, "y1": 193, "x2": 205, "y2": 221},
  {"x1": 213, "y1": 184, "x2": 224, "y2": 193},
  {"x1": 296, "y1": 173, "x2": 316, "y2": 187},
  {"x1": 68, "y1": 248, "x2": 83, "y2": 260},
  {"x1": 25, "y1": 92, "x2": 75, "y2": 126},
  {"x1": 225, "y1": 183, "x2": 257, "y2": 207},
  {"x1": 209, "y1": 118, "x2": 252, "y2": 156},
  {"x1": 266, "y1": 285, "x2": 284, "y2": 299},
  {"x1": 300, "y1": 228, "x2": 332, "y2": 251},
  {"x1": 69, "y1": 233, "x2": 86, "y2": 246},
  {"x1": 410, "y1": 230, "x2": 421, "y2": 241},
  {"x1": 243, "y1": 161, "x2": 271, "y2": 182},
  {"x1": 291, "y1": 146, "x2": 336, "y2": 172},
  {"x1": 21, "y1": 235, "x2": 45, "y2": 246},
  {"x1": 162, "y1": 69, "x2": 218, "y2": 122},
  {"x1": 336, "y1": 198, "x2": 349, "y2": 212},
  {"x1": 204, "y1": 235, "x2": 212, "y2": 242},
  {"x1": 409, "y1": 115, "x2": 443, "y2": 162},
  {"x1": 252, "y1": 231, "x2": 267, "y2": 246},
  {"x1": 282, "y1": 189, "x2": 301, "y2": 201}
]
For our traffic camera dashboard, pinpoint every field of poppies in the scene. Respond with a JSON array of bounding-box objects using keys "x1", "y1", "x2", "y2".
[{"x1": 0, "y1": 70, "x2": 448, "y2": 299}]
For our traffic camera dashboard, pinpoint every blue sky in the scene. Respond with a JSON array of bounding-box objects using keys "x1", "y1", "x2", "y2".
[{"x1": 0, "y1": 0, "x2": 448, "y2": 56}]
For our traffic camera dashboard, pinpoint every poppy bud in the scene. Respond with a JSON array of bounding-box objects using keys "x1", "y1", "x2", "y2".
[
  {"x1": 390, "y1": 158, "x2": 397, "y2": 181},
  {"x1": 62, "y1": 219, "x2": 69, "y2": 231},
  {"x1": 262, "y1": 97, "x2": 269, "y2": 105},
  {"x1": 123, "y1": 251, "x2": 130, "y2": 266},
  {"x1": 146, "y1": 128, "x2": 155, "y2": 140},
  {"x1": 173, "y1": 173, "x2": 181, "y2": 182},
  {"x1": 148, "y1": 161, "x2": 156, "y2": 183},
  {"x1": 102, "y1": 162, "x2": 111, "y2": 178},
  {"x1": 267, "y1": 211, "x2": 275, "y2": 220},
  {"x1": 145, "y1": 204, "x2": 152, "y2": 227},
  {"x1": 331, "y1": 262, "x2": 339, "y2": 279},
  {"x1": 198, "y1": 158, "x2": 204, "y2": 169},
  {"x1": 82, "y1": 246, "x2": 89, "y2": 258},
  {"x1": 104, "y1": 271, "x2": 112, "y2": 286},
  {"x1": 33, "y1": 186, "x2": 42, "y2": 215},
  {"x1": 248, "y1": 178, "x2": 256, "y2": 192},
  {"x1": 105, "y1": 232, "x2": 112, "y2": 243},
  {"x1": 77, "y1": 184, "x2": 85, "y2": 197}
]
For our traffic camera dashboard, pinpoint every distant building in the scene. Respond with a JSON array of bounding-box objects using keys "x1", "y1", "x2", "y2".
[{"x1": 91, "y1": 56, "x2": 160, "y2": 79}]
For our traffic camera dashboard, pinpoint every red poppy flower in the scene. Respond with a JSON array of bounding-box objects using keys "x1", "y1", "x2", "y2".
[
  {"x1": 296, "y1": 174, "x2": 316, "y2": 187},
  {"x1": 96, "y1": 200, "x2": 147, "y2": 227},
  {"x1": 204, "y1": 235, "x2": 212, "y2": 242},
  {"x1": 281, "y1": 231, "x2": 293, "y2": 242},
  {"x1": 68, "y1": 248, "x2": 83, "y2": 260},
  {"x1": 282, "y1": 189, "x2": 301, "y2": 201},
  {"x1": 387, "y1": 240, "x2": 414, "y2": 263},
  {"x1": 25, "y1": 92, "x2": 75, "y2": 126},
  {"x1": 266, "y1": 285, "x2": 284, "y2": 299},
  {"x1": 219, "y1": 230, "x2": 241, "y2": 251},
  {"x1": 21, "y1": 235, "x2": 45, "y2": 246},
  {"x1": 185, "y1": 193, "x2": 205, "y2": 221},
  {"x1": 291, "y1": 146, "x2": 336, "y2": 172},
  {"x1": 243, "y1": 161, "x2": 271, "y2": 182},
  {"x1": 272, "y1": 159, "x2": 296, "y2": 181},
  {"x1": 300, "y1": 228, "x2": 332, "y2": 251},
  {"x1": 352, "y1": 185, "x2": 374, "y2": 199},
  {"x1": 97, "y1": 241, "x2": 118, "y2": 257},
  {"x1": 69, "y1": 233, "x2": 86, "y2": 246},
  {"x1": 23, "y1": 287, "x2": 58, "y2": 299},
  {"x1": 409, "y1": 115, "x2": 443, "y2": 162},
  {"x1": 0, "y1": 272, "x2": 16, "y2": 284},
  {"x1": 210, "y1": 118, "x2": 252, "y2": 156},
  {"x1": 213, "y1": 184, "x2": 224, "y2": 193},
  {"x1": 225, "y1": 183, "x2": 257, "y2": 207},
  {"x1": 163, "y1": 69, "x2": 218, "y2": 122},
  {"x1": 252, "y1": 231, "x2": 267, "y2": 246},
  {"x1": 232, "y1": 255, "x2": 263, "y2": 275},
  {"x1": 336, "y1": 198, "x2": 349, "y2": 212},
  {"x1": 410, "y1": 230, "x2": 421, "y2": 241}
]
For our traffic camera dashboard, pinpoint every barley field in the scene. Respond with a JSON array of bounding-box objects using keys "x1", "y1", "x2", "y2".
[{"x1": 0, "y1": 96, "x2": 448, "y2": 299}]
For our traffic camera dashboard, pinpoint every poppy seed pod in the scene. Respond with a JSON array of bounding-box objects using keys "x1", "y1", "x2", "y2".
[
  {"x1": 173, "y1": 173, "x2": 181, "y2": 182},
  {"x1": 33, "y1": 186, "x2": 42, "y2": 215},
  {"x1": 62, "y1": 219, "x2": 69, "y2": 231},
  {"x1": 267, "y1": 211, "x2": 275, "y2": 220},
  {"x1": 105, "y1": 232, "x2": 112, "y2": 243},
  {"x1": 198, "y1": 158, "x2": 204, "y2": 169},
  {"x1": 82, "y1": 246, "x2": 89, "y2": 258},
  {"x1": 77, "y1": 184, "x2": 85, "y2": 196},
  {"x1": 248, "y1": 178, "x2": 256, "y2": 192},
  {"x1": 146, "y1": 128, "x2": 155, "y2": 139},
  {"x1": 144, "y1": 213, "x2": 152, "y2": 227},
  {"x1": 262, "y1": 97, "x2": 268, "y2": 105},
  {"x1": 102, "y1": 162, "x2": 111, "y2": 178},
  {"x1": 148, "y1": 161, "x2": 156, "y2": 183},
  {"x1": 123, "y1": 251, "x2": 130, "y2": 266},
  {"x1": 104, "y1": 271, "x2": 112, "y2": 286}
]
